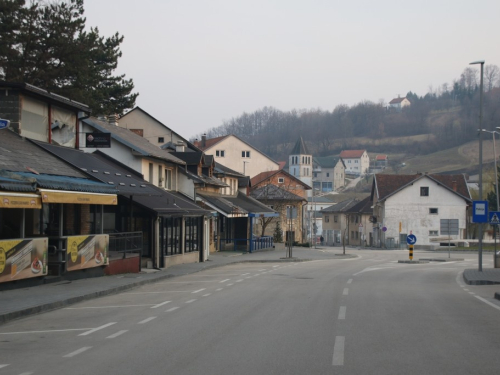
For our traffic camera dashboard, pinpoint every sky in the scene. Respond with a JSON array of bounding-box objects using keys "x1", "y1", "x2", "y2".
[{"x1": 84, "y1": 0, "x2": 500, "y2": 139}]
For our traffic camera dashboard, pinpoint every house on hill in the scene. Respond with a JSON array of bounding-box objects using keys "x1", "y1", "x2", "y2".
[
  {"x1": 339, "y1": 150, "x2": 370, "y2": 176},
  {"x1": 371, "y1": 173, "x2": 472, "y2": 248},
  {"x1": 389, "y1": 96, "x2": 411, "y2": 111}
]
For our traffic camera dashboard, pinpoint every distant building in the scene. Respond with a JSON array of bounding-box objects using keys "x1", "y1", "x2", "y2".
[
  {"x1": 389, "y1": 95, "x2": 411, "y2": 111},
  {"x1": 288, "y1": 137, "x2": 313, "y2": 197},
  {"x1": 339, "y1": 150, "x2": 370, "y2": 176}
]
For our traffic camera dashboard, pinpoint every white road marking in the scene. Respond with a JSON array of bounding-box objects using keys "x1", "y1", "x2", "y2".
[
  {"x1": 124, "y1": 291, "x2": 189, "y2": 294},
  {"x1": 185, "y1": 299, "x2": 197, "y2": 304},
  {"x1": 0, "y1": 365, "x2": 9, "y2": 369},
  {"x1": 0, "y1": 328, "x2": 90, "y2": 335},
  {"x1": 254, "y1": 273, "x2": 260, "y2": 276},
  {"x1": 273, "y1": 265, "x2": 279, "y2": 268},
  {"x1": 241, "y1": 273, "x2": 250, "y2": 276},
  {"x1": 343, "y1": 288, "x2": 349, "y2": 295},
  {"x1": 79, "y1": 322, "x2": 117, "y2": 336},
  {"x1": 332, "y1": 336, "x2": 345, "y2": 366},
  {"x1": 192, "y1": 289, "x2": 206, "y2": 294},
  {"x1": 338, "y1": 306, "x2": 347, "y2": 320},
  {"x1": 220, "y1": 279, "x2": 230, "y2": 283},
  {"x1": 469, "y1": 292, "x2": 476, "y2": 295},
  {"x1": 259, "y1": 269, "x2": 267, "y2": 271},
  {"x1": 151, "y1": 301, "x2": 171, "y2": 309},
  {"x1": 474, "y1": 295, "x2": 500, "y2": 311},
  {"x1": 202, "y1": 293, "x2": 211, "y2": 297},
  {"x1": 138, "y1": 317, "x2": 157, "y2": 324},
  {"x1": 216, "y1": 288, "x2": 223, "y2": 291},
  {"x1": 64, "y1": 346, "x2": 92, "y2": 358},
  {"x1": 353, "y1": 267, "x2": 396, "y2": 276},
  {"x1": 106, "y1": 330, "x2": 128, "y2": 339},
  {"x1": 347, "y1": 279, "x2": 353, "y2": 284},
  {"x1": 236, "y1": 279, "x2": 244, "y2": 282},
  {"x1": 67, "y1": 304, "x2": 154, "y2": 309},
  {"x1": 166, "y1": 307, "x2": 180, "y2": 312},
  {"x1": 227, "y1": 283, "x2": 234, "y2": 286},
  {"x1": 19, "y1": 372, "x2": 34, "y2": 375}
]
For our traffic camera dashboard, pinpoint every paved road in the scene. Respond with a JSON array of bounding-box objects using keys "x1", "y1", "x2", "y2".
[{"x1": 1, "y1": 250, "x2": 499, "y2": 374}]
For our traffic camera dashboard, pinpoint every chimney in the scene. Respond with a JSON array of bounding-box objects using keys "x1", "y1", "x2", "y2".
[
  {"x1": 452, "y1": 180, "x2": 457, "y2": 192},
  {"x1": 108, "y1": 114, "x2": 119, "y2": 126},
  {"x1": 202, "y1": 134, "x2": 207, "y2": 148},
  {"x1": 176, "y1": 140, "x2": 185, "y2": 152}
]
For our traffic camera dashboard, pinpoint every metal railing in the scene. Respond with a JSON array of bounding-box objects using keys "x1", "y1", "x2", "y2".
[
  {"x1": 219, "y1": 236, "x2": 274, "y2": 253},
  {"x1": 109, "y1": 231, "x2": 143, "y2": 258}
]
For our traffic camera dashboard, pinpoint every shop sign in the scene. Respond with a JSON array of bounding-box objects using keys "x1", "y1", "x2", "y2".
[{"x1": 0, "y1": 238, "x2": 48, "y2": 283}]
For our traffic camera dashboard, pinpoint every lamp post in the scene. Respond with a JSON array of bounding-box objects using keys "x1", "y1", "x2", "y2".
[{"x1": 471, "y1": 60, "x2": 485, "y2": 272}]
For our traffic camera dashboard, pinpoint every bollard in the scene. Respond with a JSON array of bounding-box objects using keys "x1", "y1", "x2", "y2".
[{"x1": 409, "y1": 244, "x2": 413, "y2": 260}]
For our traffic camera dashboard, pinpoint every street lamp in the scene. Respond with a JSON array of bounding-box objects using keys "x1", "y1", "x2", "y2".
[{"x1": 471, "y1": 60, "x2": 485, "y2": 272}]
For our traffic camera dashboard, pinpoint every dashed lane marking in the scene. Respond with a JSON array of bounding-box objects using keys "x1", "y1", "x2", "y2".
[
  {"x1": 166, "y1": 307, "x2": 180, "y2": 312},
  {"x1": 0, "y1": 328, "x2": 90, "y2": 335},
  {"x1": 63, "y1": 346, "x2": 92, "y2": 358},
  {"x1": 347, "y1": 279, "x2": 353, "y2": 284},
  {"x1": 338, "y1": 306, "x2": 346, "y2": 320},
  {"x1": 192, "y1": 289, "x2": 206, "y2": 294},
  {"x1": 343, "y1": 288, "x2": 349, "y2": 296},
  {"x1": 79, "y1": 323, "x2": 117, "y2": 336},
  {"x1": 185, "y1": 299, "x2": 197, "y2": 304},
  {"x1": 220, "y1": 279, "x2": 230, "y2": 283},
  {"x1": 138, "y1": 317, "x2": 157, "y2": 324},
  {"x1": 151, "y1": 301, "x2": 171, "y2": 309},
  {"x1": 106, "y1": 330, "x2": 128, "y2": 339},
  {"x1": 332, "y1": 336, "x2": 345, "y2": 366}
]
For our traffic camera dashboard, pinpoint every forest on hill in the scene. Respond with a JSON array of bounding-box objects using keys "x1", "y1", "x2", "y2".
[{"x1": 192, "y1": 66, "x2": 500, "y2": 163}]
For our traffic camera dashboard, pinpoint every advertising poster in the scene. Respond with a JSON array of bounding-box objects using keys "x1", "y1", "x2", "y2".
[
  {"x1": 66, "y1": 234, "x2": 109, "y2": 271},
  {"x1": 0, "y1": 238, "x2": 48, "y2": 283}
]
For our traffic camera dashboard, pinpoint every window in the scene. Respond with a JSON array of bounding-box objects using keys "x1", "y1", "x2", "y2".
[
  {"x1": 216, "y1": 150, "x2": 225, "y2": 157},
  {"x1": 429, "y1": 208, "x2": 438, "y2": 214},
  {"x1": 158, "y1": 165, "x2": 162, "y2": 186},
  {"x1": 164, "y1": 169, "x2": 172, "y2": 190},
  {"x1": 158, "y1": 137, "x2": 164, "y2": 143},
  {"x1": 149, "y1": 163, "x2": 153, "y2": 183},
  {"x1": 429, "y1": 230, "x2": 438, "y2": 236},
  {"x1": 334, "y1": 215, "x2": 338, "y2": 223},
  {"x1": 242, "y1": 151, "x2": 250, "y2": 158},
  {"x1": 326, "y1": 173, "x2": 330, "y2": 177},
  {"x1": 348, "y1": 160, "x2": 351, "y2": 163},
  {"x1": 420, "y1": 187, "x2": 429, "y2": 196},
  {"x1": 278, "y1": 177, "x2": 284, "y2": 183},
  {"x1": 325, "y1": 215, "x2": 329, "y2": 223},
  {"x1": 355, "y1": 160, "x2": 358, "y2": 163}
]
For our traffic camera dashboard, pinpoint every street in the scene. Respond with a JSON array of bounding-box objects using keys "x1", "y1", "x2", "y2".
[{"x1": 1, "y1": 250, "x2": 499, "y2": 375}]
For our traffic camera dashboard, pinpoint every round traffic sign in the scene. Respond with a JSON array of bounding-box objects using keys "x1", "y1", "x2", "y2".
[{"x1": 406, "y1": 234, "x2": 417, "y2": 245}]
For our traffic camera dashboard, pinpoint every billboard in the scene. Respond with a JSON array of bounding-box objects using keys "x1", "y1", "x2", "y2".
[
  {"x1": 66, "y1": 234, "x2": 109, "y2": 271},
  {"x1": 0, "y1": 238, "x2": 48, "y2": 283}
]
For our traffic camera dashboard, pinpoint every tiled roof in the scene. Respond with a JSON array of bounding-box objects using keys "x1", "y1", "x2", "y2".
[
  {"x1": 373, "y1": 173, "x2": 471, "y2": 202},
  {"x1": 340, "y1": 150, "x2": 366, "y2": 158},
  {"x1": 250, "y1": 170, "x2": 311, "y2": 189},
  {"x1": 376, "y1": 155, "x2": 388, "y2": 160},
  {"x1": 389, "y1": 97, "x2": 408, "y2": 104},
  {"x1": 193, "y1": 135, "x2": 228, "y2": 150}
]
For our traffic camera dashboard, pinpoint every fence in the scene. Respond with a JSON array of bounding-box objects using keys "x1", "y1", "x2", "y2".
[{"x1": 109, "y1": 231, "x2": 143, "y2": 258}]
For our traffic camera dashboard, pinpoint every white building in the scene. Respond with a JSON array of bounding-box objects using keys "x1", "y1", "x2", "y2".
[
  {"x1": 339, "y1": 150, "x2": 370, "y2": 176},
  {"x1": 371, "y1": 173, "x2": 471, "y2": 248}
]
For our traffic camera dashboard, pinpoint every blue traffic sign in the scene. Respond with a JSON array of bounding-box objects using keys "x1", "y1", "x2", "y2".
[
  {"x1": 490, "y1": 211, "x2": 500, "y2": 225},
  {"x1": 472, "y1": 201, "x2": 489, "y2": 223},
  {"x1": 406, "y1": 234, "x2": 417, "y2": 245},
  {"x1": 0, "y1": 119, "x2": 10, "y2": 129}
]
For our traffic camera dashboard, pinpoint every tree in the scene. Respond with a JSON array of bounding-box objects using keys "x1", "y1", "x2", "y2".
[
  {"x1": 0, "y1": 0, "x2": 137, "y2": 115},
  {"x1": 487, "y1": 165, "x2": 500, "y2": 211},
  {"x1": 484, "y1": 65, "x2": 500, "y2": 92}
]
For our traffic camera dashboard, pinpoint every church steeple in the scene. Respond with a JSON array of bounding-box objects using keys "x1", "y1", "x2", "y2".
[{"x1": 289, "y1": 137, "x2": 313, "y2": 194}]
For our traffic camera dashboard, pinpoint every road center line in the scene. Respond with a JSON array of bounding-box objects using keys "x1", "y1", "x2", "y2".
[
  {"x1": 64, "y1": 346, "x2": 92, "y2": 358},
  {"x1": 202, "y1": 293, "x2": 211, "y2": 297},
  {"x1": 151, "y1": 301, "x2": 171, "y2": 309},
  {"x1": 241, "y1": 273, "x2": 250, "y2": 276},
  {"x1": 227, "y1": 283, "x2": 234, "y2": 286},
  {"x1": 332, "y1": 336, "x2": 345, "y2": 366},
  {"x1": 166, "y1": 307, "x2": 180, "y2": 312},
  {"x1": 338, "y1": 306, "x2": 347, "y2": 320},
  {"x1": 347, "y1": 279, "x2": 353, "y2": 284},
  {"x1": 0, "y1": 328, "x2": 90, "y2": 335},
  {"x1": 138, "y1": 317, "x2": 157, "y2": 324},
  {"x1": 343, "y1": 288, "x2": 349, "y2": 295},
  {"x1": 220, "y1": 279, "x2": 230, "y2": 283},
  {"x1": 106, "y1": 330, "x2": 128, "y2": 339},
  {"x1": 236, "y1": 279, "x2": 244, "y2": 282},
  {"x1": 79, "y1": 322, "x2": 116, "y2": 336},
  {"x1": 192, "y1": 289, "x2": 206, "y2": 294},
  {"x1": 185, "y1": 299, "x2": 197, "y2": 304},
  {"x1": 0, "y1": 365, "x2": 9, "y2": 369}
]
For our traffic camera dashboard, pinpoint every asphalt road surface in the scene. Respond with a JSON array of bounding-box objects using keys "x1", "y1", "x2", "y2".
[{"x1": 1, "y1": 250, "x2": 499, "y2": 375}]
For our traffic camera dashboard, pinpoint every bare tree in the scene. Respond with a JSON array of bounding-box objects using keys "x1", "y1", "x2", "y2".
[{"x1": 484, "y1": 65, "x2": 500, "y2": 92}]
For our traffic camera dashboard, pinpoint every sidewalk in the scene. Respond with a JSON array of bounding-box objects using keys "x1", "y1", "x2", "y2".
[{"x1": 0, "y1": 247, "x2": 332, "y2": 326}]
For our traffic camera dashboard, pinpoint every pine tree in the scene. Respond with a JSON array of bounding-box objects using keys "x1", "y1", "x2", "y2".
[
  {"x1": 0, "y1": 0, "x2": 137, "y2": 115},
  {"x1": 273, "y1": 221, "x2": 283, "y2": 243}
]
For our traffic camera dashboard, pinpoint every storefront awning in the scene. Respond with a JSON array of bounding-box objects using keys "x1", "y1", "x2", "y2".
[
  {"x1": 39, "y1": 189, "x2": 117, "y2": 205},
  {"x1": 197, "y1": 192, "x2": 278, "y2": 218},
  {"x1": 0, "y1": 191, "x2": 42, "y2": 209}
]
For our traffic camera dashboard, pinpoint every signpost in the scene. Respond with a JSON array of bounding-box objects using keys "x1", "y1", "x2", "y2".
[
  {"x1": 440, "y1": 219, "x2": 459, "y2": 258},
  {"x1": 406, "y1": 234, "x2": 417, "y2": 260},
  {"x1": 472, "y1": 201, "x2": 488, "y2": 271}
]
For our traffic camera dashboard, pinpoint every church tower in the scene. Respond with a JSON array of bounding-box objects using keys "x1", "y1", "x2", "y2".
[{"x1": 289, "y1": 137, "x2": 313, "y2": 197}]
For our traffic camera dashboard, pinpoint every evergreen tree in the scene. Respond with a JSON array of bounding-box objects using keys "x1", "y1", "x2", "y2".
[
  {"x1": 273, "y1": 221, "x2": 283, "y2": 243},
  {"x1": 0, "y1": 0, "x2": 137, "y2": 115}
]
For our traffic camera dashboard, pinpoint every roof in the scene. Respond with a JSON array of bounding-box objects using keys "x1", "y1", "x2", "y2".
[
  {"x1": 170, "y1": 151, "x2": 203, "y2": 166},
  {"x1": 372, "y1": 173, "x2": 471, "y2": 202},
  {"x1": 345, "y1": 196, "x2": 372, "y2": 214},
  {"x1": 389, "y1": 97, "x2": 409, "y2": 104},
  {"x1": 83, "y1": 117, "x2": 186, "y2": 166},
  {"x1": 290, "y1": 137, "x2": 310, "y2": 155},
  {"x1": 376, "y1": 155, "x2": 388, "y2": 161},
  {"x1": 0, "y1": 81, "x2": 90, "y2": 113},
  {"x1": 250, "y1": 170, "x2": 311, "y2": 189},
  {"x1": 193, "y1": 135, "x2": 227, "y2": 151},
  {"x1": 213, "y1": 162, "x2": 245, "y2": 178},
  {"x1": 197, "y1": 191, "x2": 278, "y2": 218},
  {"x1": 33, "y1": 141, "x2": 208, "y2": 215},
  {"x1": 320, "y1": 198, "x2": 358, "y2": 213},
  {"x1": 340, "y1": 150, "x2": 366, "y2": 158},
  {"x1": 0, "y1": 129, "x2": 87, "y2": 178},
  {"x1": 119, "y1": 107, "x2": 200, "y2": 151},
  {"x1": 313, "y1": 156, "x2": 344, "y2": 169},
  {"x1": 278, "y1": 161, "x2": 287, "y2": 170},
  {"x1": 250, "y1": 184, "x2": 305, "y2": 202}
]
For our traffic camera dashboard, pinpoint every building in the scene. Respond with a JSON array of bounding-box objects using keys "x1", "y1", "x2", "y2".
[
  {"x1": 389, "y1": 96, "x2": 411, "y2": 111},
  {"x1": 288, "y1": 137, "x2": 313, "y2": 197},
  {"x1": 194, "y1": 134, "x2": 280, "y2": 178},
  {"x1": 339, "y1": 150, "x2": 370, "y2": 176},
  {"x1": 320, "y1": 199, "x2": 359, "y2": 246},
  {"x1": 313, "y1": 156, "x2": 346, "y2": 192},
  {"x1": 371, "y1": 173, "x2": 471, "y2": 248}
]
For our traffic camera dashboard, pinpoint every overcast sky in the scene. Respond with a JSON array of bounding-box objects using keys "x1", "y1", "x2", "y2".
[{"x1": 84, "y1": 0, "x2": 500, "y2": 139}]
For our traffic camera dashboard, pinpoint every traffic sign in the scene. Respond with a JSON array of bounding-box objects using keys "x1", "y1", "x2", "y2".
[
  {"x1": 406, "y1": 234, "x2": 417, "y2": 245},
  {"x1": 490, "y1": 211, "x2": 500, "y2": 225},
  {"x1": 0, "y1": 119, "x2": 10, "y2": 130},
  {"x1": 472, "y1": 201, "x2": 488, "y2": 223}
]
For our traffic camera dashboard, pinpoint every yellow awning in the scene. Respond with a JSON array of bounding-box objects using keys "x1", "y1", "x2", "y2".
[
  {"x1": 0, "y1": 192, "x2": 42, "y2": 209},
  {"x1": 39, "y1": 189, "x2": 117, "y2": 205}
]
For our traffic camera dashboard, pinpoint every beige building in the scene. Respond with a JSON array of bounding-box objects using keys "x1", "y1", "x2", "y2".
[{"x1": 194, "y1": 134, "x2": 280, "y2": 178}]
